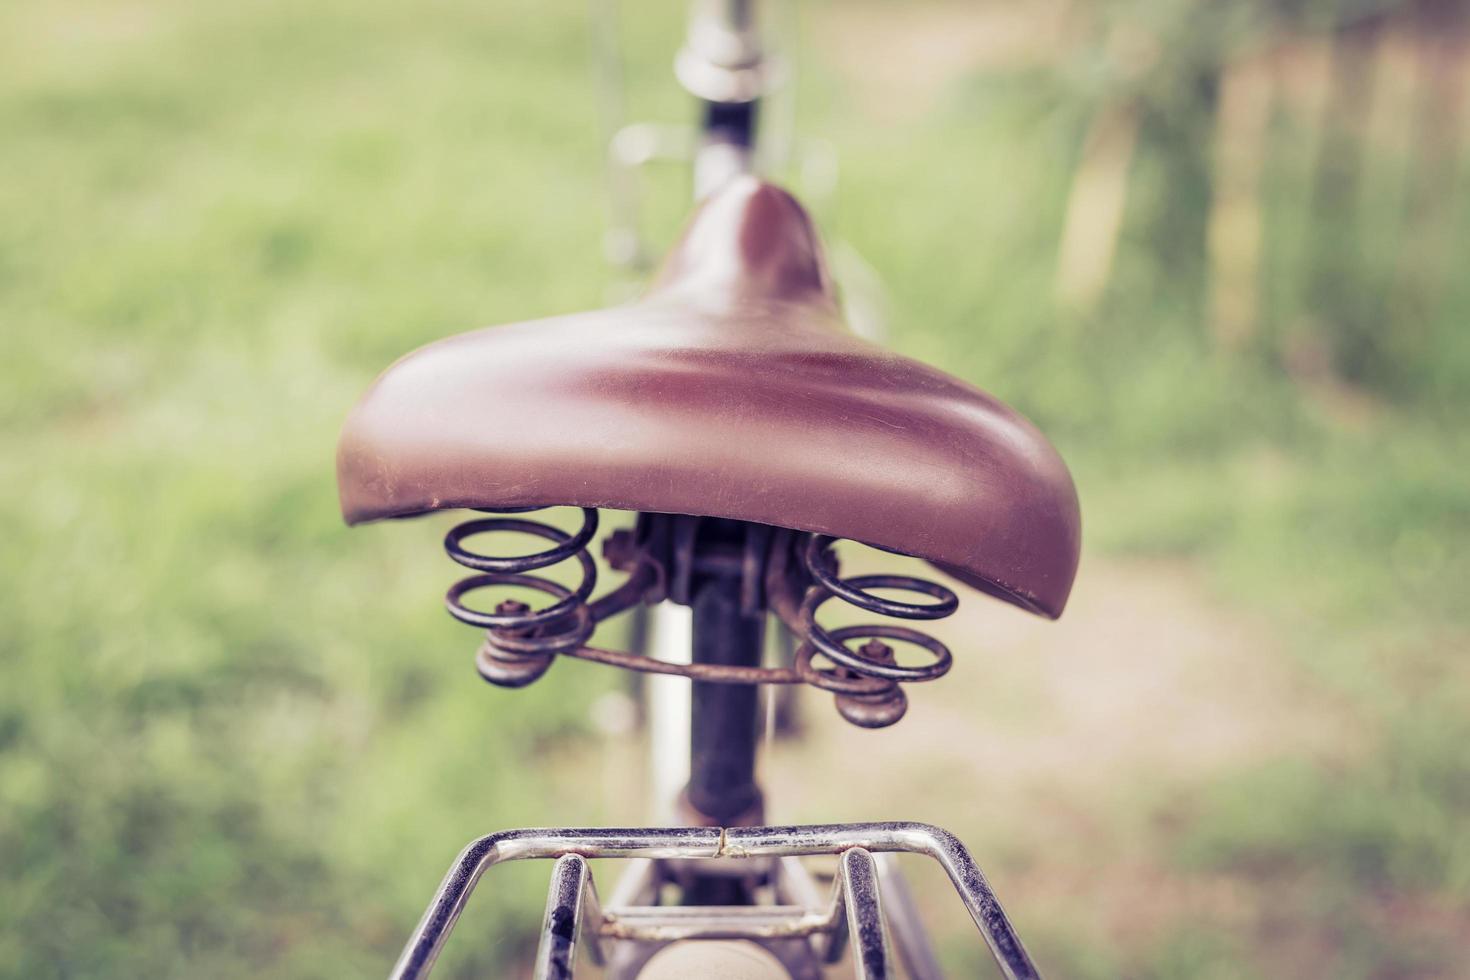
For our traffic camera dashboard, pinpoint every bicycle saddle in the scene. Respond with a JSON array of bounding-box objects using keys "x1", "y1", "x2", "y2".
[{"x1": 337, "y1": 178, "x2": 1080, "y2": 617}]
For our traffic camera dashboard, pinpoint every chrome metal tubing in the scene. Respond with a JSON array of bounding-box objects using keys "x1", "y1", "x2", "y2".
[
  {"x1": 533, "y1": 854, "x2": 605, "y2": 980},
  {"x1": 723, "y1": 822, "x2": 1040, "y2": 980},
  {"x1": 389, "y1": 821, "x2": 1040, "y2": 980},
  {"x1": 839, "y1": 848, "x2": 893, "y2": 980},
  {"x1": 389, "y1": 827, "x2": 719, "y2": 980},
  {"x1": 677, "y1": 0, "x2": 775, "y2": 106},
  {"x1": 600, "y1": 904, "x2": 838, "y2": 942}
]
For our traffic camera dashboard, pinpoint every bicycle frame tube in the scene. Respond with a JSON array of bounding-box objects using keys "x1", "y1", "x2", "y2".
[{"x1": 685, "y1": 0, "x2": 765, "y2": 196}]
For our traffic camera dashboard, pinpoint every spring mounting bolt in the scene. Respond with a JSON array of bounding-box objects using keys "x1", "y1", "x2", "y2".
[
  {"x1": 473, "y1": 599, "x2": 558, "y2": 689},
  {"x1": 832, "y1": 640, "x2": 909, "y2": 728}
]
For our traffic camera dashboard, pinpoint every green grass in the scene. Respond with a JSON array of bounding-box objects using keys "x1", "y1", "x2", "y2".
[{"x1": 3, "y1": 0, "x2": 1469, "y2": 976}]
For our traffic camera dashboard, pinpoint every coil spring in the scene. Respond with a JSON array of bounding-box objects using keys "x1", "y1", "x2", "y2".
[
  {"x1": 438, "y1": 513, "x2": 962, "y2": 729},
  {"x1": 443, "y1": 507, "x2": 600, "y2": 688},
  {"x1": 795, "y1": 534, "x2": 958, "y2": 728}
]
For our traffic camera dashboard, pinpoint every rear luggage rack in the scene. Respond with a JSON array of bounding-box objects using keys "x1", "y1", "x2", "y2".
[{"x1": 392, "y1": 821, "x2": 1040, "y2": 980}]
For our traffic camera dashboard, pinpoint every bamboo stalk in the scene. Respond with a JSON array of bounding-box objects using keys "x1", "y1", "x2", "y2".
[
  {"x1": 1055, "y1": 100, "x2": 1140, "y2": 312},
  {"x1": 1207, "y1": 51, "x2": 1275, "y2": 351}
]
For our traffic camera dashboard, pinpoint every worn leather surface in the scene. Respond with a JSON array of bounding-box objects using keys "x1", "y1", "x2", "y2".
[{"x1": 337, "y1": 178, "x2": 1081, "y2": 617}]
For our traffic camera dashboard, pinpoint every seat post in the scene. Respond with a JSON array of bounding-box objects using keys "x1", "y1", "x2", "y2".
[
  {"x1": 675, "y1": 519, "x2": 768, "y2": 907},
  {"x1": 686, "y1": 571, "x2": 765, "y2": 826},
  {"x1": 679, "y1": 518, "x2": 767, "y2": 825}
]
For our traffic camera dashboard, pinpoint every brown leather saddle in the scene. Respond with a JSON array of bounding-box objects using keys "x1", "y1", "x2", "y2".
[{"x1": 337, "y1": 178, "x2": 1080, "y2": 617}]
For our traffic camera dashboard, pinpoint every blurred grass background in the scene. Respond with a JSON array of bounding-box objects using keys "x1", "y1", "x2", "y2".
[{"x1": 2, "y1": 0, "x2": 1468, "y2": 977}]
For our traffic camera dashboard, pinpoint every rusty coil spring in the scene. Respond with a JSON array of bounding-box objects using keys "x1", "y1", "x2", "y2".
[
  {"x1": 443, "y1": 507, "x2": 600, "y2": 687},
  {"x1": 438, "y1": 512, "x2": 962, "y2": 728},
  {"x1": 792, "y1": 534, "x2": 958, "y2": 728}
]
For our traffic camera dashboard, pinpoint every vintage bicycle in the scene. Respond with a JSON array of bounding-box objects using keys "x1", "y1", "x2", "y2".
[{"x1": 336, "y1": 3, "x2": 1080, "y2": 976}]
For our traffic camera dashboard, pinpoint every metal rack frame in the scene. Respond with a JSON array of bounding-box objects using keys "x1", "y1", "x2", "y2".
[{"x1": 391, "y1": 821, "x2": 1040, "y2": 980}]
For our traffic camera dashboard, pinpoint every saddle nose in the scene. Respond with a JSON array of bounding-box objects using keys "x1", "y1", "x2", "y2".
[
  {"x1": 336, "y1": 179, "x2": 1081, "y2": 618},
  {"x1": 647, "y1": 176, "x2": 834, "y2": 307}
]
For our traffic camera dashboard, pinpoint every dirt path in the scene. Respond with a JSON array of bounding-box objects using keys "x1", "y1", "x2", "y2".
[
  {"x1": 761, "y1": 557, "x2": 1352, "y2": 971},
  {"x1": 768, "y1": 556, "x2": 1341, "y2": 817}
]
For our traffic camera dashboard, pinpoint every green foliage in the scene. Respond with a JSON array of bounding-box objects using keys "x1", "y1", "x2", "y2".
[
  {"x1": 1181, "y1": 701, "x2": 1470, "y2": 894},
  {"x1": 2, "y1": 0, "x2": 1468, "y2": 976},
  {"x1": 0, "y1": 1, "x2": 615, "y2": 975}
]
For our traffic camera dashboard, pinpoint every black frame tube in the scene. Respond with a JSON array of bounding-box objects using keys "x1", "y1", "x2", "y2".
[{"x1": 686, "y1": 571, "x2": 765, "y2": 823}]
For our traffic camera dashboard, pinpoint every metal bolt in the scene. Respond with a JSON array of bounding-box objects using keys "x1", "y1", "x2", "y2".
[
  {"x1": 495, "y1": 598, "x2": 532, "y2": 618},
  {"x1": 602, "y1": 528, "x2": 637, "y2": 569}
]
